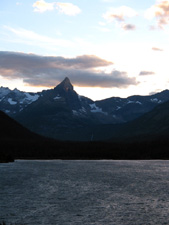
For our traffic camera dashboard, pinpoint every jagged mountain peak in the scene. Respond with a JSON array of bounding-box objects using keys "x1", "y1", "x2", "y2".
[
  {"x1": 63, "y1": 77, "x2": 71, "y2": 83},
  {"x1": 56, "y1": 77, "x2": 73, "y2": 92},
  {"x1": 0, "y1": 86, "x2": 11, "y2": 97}
]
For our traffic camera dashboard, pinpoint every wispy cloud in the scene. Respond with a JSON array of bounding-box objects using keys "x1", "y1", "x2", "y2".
[
  {"x1": 139, "y1": 71, "x2": 155, "y2": 76},
  {"x1": 33, "y1": 0, "x2": 81, "y2": 15},
  {"x1": 121, "y1": 23, "x2": 136, "y2": 30},
  {"x1": 3, "y1": 26, "x2": 74, "y2": 48},
  {"x1": 103, "y1": 6, "x2": 137, "y2": 22},
  {"x1": 103, "y1": 6, "x2": 137, "y2": 30},
  {"x1": 56, "y1": 3, "x2": 81, "y2": 16},
  {"x1": 145, "y1": 0, "x2": 169, "y2": 29},
  {"x1": 33, "y1": 0, "x2": 55, "y2": 12},
  {"x1": 152, "y1": 47, "x2": 163, "y2": 51},
  {"x1": 0, "y1": 51, "x2": 137, "y2": 88}
]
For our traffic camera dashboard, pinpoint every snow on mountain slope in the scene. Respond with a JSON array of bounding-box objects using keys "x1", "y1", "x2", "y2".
[
  {"x1": 24, "y1": 93, "x2": 40, "y2": 103},
  {"x1": 0, "y1": 88, "x2": 41, "y2": 115},
  {"x1": 89, "y1": 103, "x2": 107, "y2": 115},
  {"x1": 8, "y1": 98, "x2": 17, "y2": 105}
]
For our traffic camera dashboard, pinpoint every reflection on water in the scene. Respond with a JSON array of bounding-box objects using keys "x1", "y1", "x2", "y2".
[{"x1": 0, "y1": 160, "x2": 169, "y2": 224}]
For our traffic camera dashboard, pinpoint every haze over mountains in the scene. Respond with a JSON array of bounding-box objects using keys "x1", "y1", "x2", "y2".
[{"x1": 1, "y1": 77, "x2": 169, "y2": 141}]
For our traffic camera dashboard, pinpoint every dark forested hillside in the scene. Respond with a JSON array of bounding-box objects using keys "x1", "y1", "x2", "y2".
[
  {"x1": 1, "y1": 109, "x2": 169, "y2": 161},
  {"x1": 0, "y1": 111, "x2": 40, "y2": 140},
  {"x1": 107, "y1": 99, "x2": 169, "y2": 141},
  {"x1": 2, "y1": 96, "x2": 169, "y2": 162}
]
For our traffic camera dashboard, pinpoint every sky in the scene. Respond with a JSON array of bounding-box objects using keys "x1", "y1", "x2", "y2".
[{"x1": 0, "y1": 0, "x2": 169, "y2": 100}]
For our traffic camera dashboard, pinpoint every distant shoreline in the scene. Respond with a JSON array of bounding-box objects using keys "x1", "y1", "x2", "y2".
[{"x1": 1, "y1": 158, "x2": 169, "y2": 163}]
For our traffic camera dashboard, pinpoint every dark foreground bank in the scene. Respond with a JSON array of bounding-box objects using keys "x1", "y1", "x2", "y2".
[{"x1": 1, "y1": 135, "x2": 169, "y2": 162}]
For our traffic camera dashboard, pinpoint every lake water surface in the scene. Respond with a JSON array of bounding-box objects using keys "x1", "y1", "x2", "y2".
[{"x1": 0, "y1": 160, "x2": 169, "y2": 225}]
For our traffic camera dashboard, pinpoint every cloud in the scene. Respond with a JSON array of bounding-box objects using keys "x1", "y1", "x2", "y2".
[
  {"x1": 152, "y1": 47, "x2": 163, "y2": 51},
  {"x1": 145, "y1": 0, "x2": 169, "y2": 29},
  {"x1": 22, "y1": 70, "x2": 137, "y2": 88},
  {"x1": 103, "y1": 6, "x2": 137, "y2": 23},
  {"x1": 0, "y1": 52, "x2": 112, "y2": 70},
  {"x1": 69, "y1": 55, "x2": 113, "y2": 68},
  {"x1": 122, "y1": 23, "x2": 136, "y2": 30},
  {"x1": 139, "y1": 71, "x2": 155, "y2": 76},
  {"x1": 0, "y1": 51, "x2": 137, "y2": 88},
  {"x1": 33, "y1": 0, "x2": 81, "y2": 15},
  {"x1": 56, "y1": 3, "x2": 81, "y2": 16},
  {"x1": 33, "y1": 0, "x2": 55, "y2": 12}
]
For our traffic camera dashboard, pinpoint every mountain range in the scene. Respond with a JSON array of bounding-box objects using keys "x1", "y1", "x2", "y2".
[{"x1": 1, "y1": 77, "x2": 169, "y2": 141}]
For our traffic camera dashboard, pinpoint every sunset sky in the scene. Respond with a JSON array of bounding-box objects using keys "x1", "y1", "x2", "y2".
[{"x1": 1, "y1": 0, "x2": 169, "y2": 100}]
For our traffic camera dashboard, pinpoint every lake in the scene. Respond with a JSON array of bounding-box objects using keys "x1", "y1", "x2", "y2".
[{"x1": 0, "y1": 160, "x2": 169, "y2": 225}]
